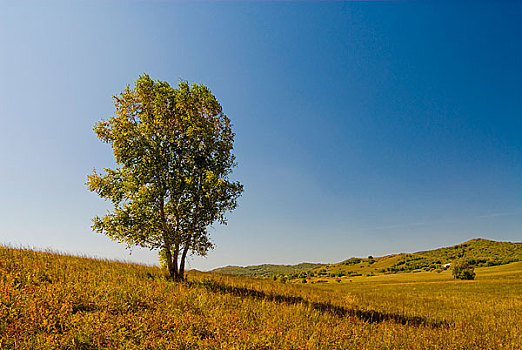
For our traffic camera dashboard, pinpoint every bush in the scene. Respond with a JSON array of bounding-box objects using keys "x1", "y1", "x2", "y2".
[
  {"x1": 343, "y1": 258, "x2": 361, "y2": 265},
  {"x1": 452, "y1": 260, "x2": 476, "y2": 280}
]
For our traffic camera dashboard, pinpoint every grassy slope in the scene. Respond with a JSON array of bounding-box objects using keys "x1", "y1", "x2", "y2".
[
  {"x1": 211, "y1": 263, "x2": 321, "y2": 277},
  {"x1": 213, "y1": 238, "x2": 522, "y2": 278},
  {"x1": 1, "y1": 245, "x2": 521, "y2": 349}
]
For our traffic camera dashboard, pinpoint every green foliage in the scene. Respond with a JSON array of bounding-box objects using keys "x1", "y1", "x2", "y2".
[
  {"x1": 87, "y1": 75, "x2": 243, "y2": 280},
  {"x1": 342, "y1": 257, "x2": 361, "y2": 265},
  {"x1": 382, "y1": 239, "x2": 521, "y2": 274},
  {"x1": 417, "y1": 239, "x2": 521, "y2": 267},
  {"x1": 212, "y1": 263, "x2": 322, "y2": 277},
  {"x1": 452, "y1": 260, "x2": 476, "y2": 280},
  {"x1": 158, "y1": 248, "x2": 168, "y2": 270}
]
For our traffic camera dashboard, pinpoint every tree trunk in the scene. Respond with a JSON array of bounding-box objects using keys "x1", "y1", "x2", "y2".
[
  {"x1": 178, "y1": 243, "x2": 190, "y2": 280},
  {"x1": 173, "y1": 243, "x2": 182, "y2": 280},
  {"x1": 159, "y1": 197, "x2": 182, "y2": 280},
  {"x1": 164, "y1": 245, "x2": 175, "y2": 279},
  {"x1": 164, "y1": 244, "x2": 182, "y2": 280}
]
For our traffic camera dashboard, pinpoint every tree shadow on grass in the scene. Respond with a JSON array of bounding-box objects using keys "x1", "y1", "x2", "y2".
[{"x1": 187, "y1": 279, "x2": 449, "y2": 329}]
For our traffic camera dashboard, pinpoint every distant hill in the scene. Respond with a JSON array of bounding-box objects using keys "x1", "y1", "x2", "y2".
[
  {"x1": 393, "y1": 238, "x2": 522, "y2": 271},
  {"x1": 211, "y1": 262, "x2": 322, "y2": 277},
  {"x1": 212, "y1": 238, "x2": 522, "y2": 279},
  {"x1": 332, "y1": 238, "x2": 522, "y2": 276}
]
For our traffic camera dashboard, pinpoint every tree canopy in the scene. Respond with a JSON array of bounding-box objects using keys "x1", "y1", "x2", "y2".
[
  {"x1": 452, "y1": 260, "x2": 476, "y2": 280},
  {"x1": 87, "y1": 74, "x2": 243, "y2": 280}
]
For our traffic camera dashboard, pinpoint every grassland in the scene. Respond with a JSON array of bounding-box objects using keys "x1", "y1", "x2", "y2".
[{"x1": 1, "y1": 245, "x2": 521, "y2": 349}]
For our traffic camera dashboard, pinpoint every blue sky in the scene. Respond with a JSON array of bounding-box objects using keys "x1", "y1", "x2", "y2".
[{"x1": 1, "y1": 1, "x2": 521, "y2": 270}]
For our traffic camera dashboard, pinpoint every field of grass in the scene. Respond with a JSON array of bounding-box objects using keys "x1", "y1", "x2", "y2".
[{"x1": 1, "y1": 245, "x2": 521, "y2": 349}]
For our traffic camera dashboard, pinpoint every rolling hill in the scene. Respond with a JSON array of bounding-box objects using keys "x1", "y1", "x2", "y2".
[
  {"x1": 211, "y1": 238, "x2": 522, "y2": 279},
  {"x1": 211, "y1": 262, "x2": 321, "y2": 277}
]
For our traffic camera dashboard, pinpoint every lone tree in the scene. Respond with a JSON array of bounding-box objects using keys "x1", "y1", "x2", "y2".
[
  {"x1": 452, "y1": 260, "x2": 476, "y2": 280},
  {"x1": 87, "y1": 74, "x2": 243, "y2": 280}
]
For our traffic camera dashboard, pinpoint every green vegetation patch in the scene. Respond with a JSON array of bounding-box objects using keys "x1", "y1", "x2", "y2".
[
  {"x1": 211, "y1": 262, "x2": 322, "y2": 277},
  {"x1": 382, "y1": 239, "x2": 522, "y2": 274}
]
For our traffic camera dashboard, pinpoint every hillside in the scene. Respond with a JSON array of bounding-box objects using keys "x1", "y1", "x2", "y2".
[
  {"x1": 212, "y1": 238, "x2": 522, "y2": 279},
  {"x1": 211, "y1": 262, "x2": 322, "y2": 277},
  {"x1": 1, "y1": 244, "x2": 521, "y2": 349}
]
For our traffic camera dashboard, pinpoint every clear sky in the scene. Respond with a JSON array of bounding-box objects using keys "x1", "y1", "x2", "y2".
[{"x1": 1, "y1": 1, "x2": 521, "y2": 271}]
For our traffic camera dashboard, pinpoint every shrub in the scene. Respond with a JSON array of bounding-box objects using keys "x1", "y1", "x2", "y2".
[
  {"x1": 452, "y1": 260, "x2": 476, "y2": 280},
  {"x1": 343, "y1": 258, "x2": 361, "y2": 265}
]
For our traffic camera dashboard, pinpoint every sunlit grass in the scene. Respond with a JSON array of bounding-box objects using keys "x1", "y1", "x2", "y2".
[{"x1": 1, "y1": 245, "x2": 520, "y2": 349}]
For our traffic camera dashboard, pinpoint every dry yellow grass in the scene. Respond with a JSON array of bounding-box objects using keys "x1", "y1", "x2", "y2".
[{"x1": 1, "y1": 245, "x2": 520, "y2": 349}]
